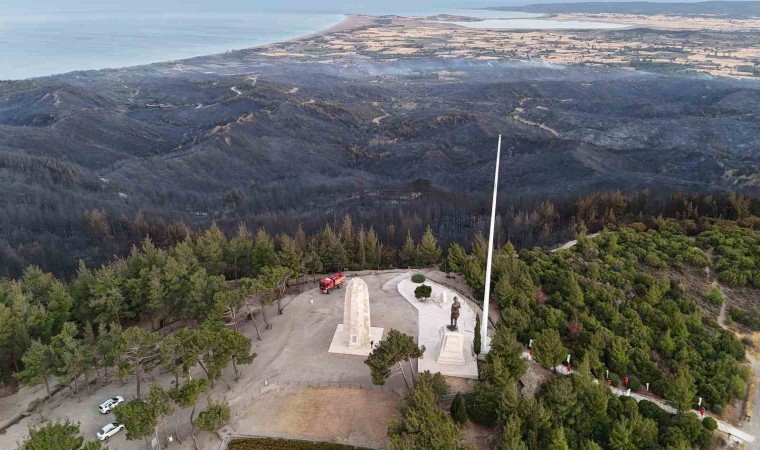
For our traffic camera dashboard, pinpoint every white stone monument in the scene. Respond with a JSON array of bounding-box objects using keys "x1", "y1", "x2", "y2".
[
  {"x1": 436, "y1": 327, "x2": 466, "y2": 365},
  {"x1": 434, "y1": 290, "x2": 448, "y2": 307},
  {"x1": 328, "y1": 278, "x2": 384, "y2": 356}
]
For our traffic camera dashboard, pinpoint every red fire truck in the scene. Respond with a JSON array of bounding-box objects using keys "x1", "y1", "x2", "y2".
[{"x1": 319, "y1": 273, "x2": 346, "y2": 294}]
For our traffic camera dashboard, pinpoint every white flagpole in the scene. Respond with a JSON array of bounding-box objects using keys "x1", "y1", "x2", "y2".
[{"x1": 480, "y1": 134, "x2": 501, "y2": 353}]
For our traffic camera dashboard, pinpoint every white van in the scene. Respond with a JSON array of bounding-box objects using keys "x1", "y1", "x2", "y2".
[
  {"x1": 98, "y1": 395, "x2": 125, "y2": 414},
  {"x1": 96, "y1": 422, "x2": 124, "y2": 441}
]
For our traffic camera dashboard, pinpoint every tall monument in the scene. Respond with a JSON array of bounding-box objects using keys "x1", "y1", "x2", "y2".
[
  {"x1": 343, "y1": 278, "x2": 372, "y2": 347},
  {"x1": 328, "y1": 278, "x2": 384, "y2": 356}
]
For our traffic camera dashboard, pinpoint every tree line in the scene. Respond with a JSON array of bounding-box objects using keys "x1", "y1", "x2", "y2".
[
  {"x1": 0, "y1": 217, "x2": 445, "y2": 383},
  {"x1": 1, "y1": 175, "x2": 757, "y2": 281}
]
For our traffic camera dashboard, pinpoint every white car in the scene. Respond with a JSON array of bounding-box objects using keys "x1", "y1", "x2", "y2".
[
  {"x1": 98, "y1": 395, "x2": 125, "y2": 414},
  {"x1": 96, "y1": 422, "x2": 124, "y2": 441}
]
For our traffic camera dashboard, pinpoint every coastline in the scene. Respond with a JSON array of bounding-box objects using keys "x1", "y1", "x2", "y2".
[
  {"x1": 243, "y1": 14, "x2": 375, "y2": 53},
  {"x1": 2, "y1": 12, "x2": 352, "y2": 81},
  {"x1": 280, "y1": 14, "x2": 374, "y2": 43}
]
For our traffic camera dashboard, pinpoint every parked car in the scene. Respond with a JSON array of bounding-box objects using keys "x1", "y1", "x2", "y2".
[
  {"x1": 96, "y1": 422, "x2": 124, "y2": 441},
  {"x1": 98, "y1": 395, "x2": 125, "y2": 414}
]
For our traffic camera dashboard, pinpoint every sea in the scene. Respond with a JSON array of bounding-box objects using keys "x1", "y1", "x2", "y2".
[{"x1": 0, "y1": 0, "x2": 623, "y2": 80}]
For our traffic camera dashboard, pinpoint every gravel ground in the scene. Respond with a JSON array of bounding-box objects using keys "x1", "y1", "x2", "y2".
[{"x1": 0, "y1": 272, "x2": 419, "y2": 450}]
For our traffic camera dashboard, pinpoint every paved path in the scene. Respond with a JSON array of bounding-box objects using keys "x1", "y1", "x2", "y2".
[
  {"x1": 747, "y1": 355, "x2": 760, "y2": 449},
  {"x1": 397, "y1": 275, "x2": 479, "y2": 379},
  {"x1": 713, "y1": 276, "x2": 760, "y2": 449},
  {"x1": 519, "y1": 351, "x2": 756, "y2": 445}
]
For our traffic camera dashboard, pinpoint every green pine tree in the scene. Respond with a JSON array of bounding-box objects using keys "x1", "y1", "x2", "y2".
[
  {"x1": 548, "y1": 425, "x2": 570, "y2": 450},
  {"x1": 252, "y1": 228, "x2": 276, "y2": 274},
  {"x1": 400, "y1": 231, "x2": 418, "y2": 268},
  {"x1": 417, "y1": 225, "x2": 443, "y2": 266},
  {"x1": 499, "y1": 414, "x2": 527, "y2": 450},
  {"x1": 450, "y1": 392, "x2": 468, "y2": 425},
  {"x1": 609, "y1": 418, "x2": 634, "y2": 450},
  {"x1": 666, "y1": 367, "x2": 697, "y2": 412},
  {"x1": 447, "y1": 243, "x2": 467, "y2": 273}
]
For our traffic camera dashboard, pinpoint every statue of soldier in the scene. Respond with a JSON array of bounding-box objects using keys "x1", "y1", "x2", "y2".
[{"x1": 449, "y1": 297, "x2": 461, "y2": 330}]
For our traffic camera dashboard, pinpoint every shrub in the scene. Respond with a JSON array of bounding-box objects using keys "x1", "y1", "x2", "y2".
[
  {"x1": 411, "y1": 273, "x2": 426, "y2": 283},
  {"x1": 638, "y1": 400, "x2": 669, "y2": 424},
  {"x1": 196, "y1": 400, "x2": 231, "y2": 433},
  {"x1": 729, "y1": 307, "x2": 760, "y2": 331},
  {"x1": 685, "y1": 247, "x2": 710, "y2": 268},
  {"x1": 705, "y1": 288, "x2": 724, "y2": 306},
  {"x1": 608, "y1": 372, "x2": 621, "y2": 387},
  {"x1": 702, "y1": 416, "x2": 718, "y2": 431},
  {"x1": 450, "y1": 392, "x2": 468, "y2": 425},
  {"x1": 418, "y1": 371, "x2": 449, "y2": 396},
  {"x1": 628, "y1": 375, "x2": 642, "y2": 392},
  {"x1": 414, "y1": 284, "x2": 432, "y2": 301},
  {"x1": 465, "y1": 383, "x2": 499, "y2": 426}
]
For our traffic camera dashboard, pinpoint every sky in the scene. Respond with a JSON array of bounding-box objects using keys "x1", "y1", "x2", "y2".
[{"x1": 0, "y1": 0, "x2": 721, "y2": 15}]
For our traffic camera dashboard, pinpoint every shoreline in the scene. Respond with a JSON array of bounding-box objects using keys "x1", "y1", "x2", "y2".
[
  {"x1": 239, "y1": 14, "x2": 376, "y2": 54},
  {"x1": 8, "y1": 7, "x2": 758, "y2": 82},
  {"x1": 5, "y1": 12, "x2": 356, "y2": 82},
  {"x1": 4, "y1": 10, "x2": 632, "y2": 82}
]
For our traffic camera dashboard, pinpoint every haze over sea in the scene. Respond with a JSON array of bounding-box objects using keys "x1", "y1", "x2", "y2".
[{"x1": 0, "y1": 0, "x2": 681, "y2": 80}]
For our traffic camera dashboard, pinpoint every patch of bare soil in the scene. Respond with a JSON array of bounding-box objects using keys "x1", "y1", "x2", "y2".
[
  {"x1": 521, "y1": 363, "x2": 556, "y2": 397},
  {"x1": 439, "y1": 397, "x2": 494, "y2": 450},
  {"x1": 231, "y1": 386, "x2": 400, "y2": 448},
  {"x1": 445, "y1": 376, "x2": 476, "y2": 395},
  {"x1": 723, "y1": 285, "x2": 760, "y2": 318},
  {"x1": 462, "y1": 420, "x2": 495, "y2": 450},
  {"x1": 0, "y1": 380, "x2": 19, "y2": 400}
]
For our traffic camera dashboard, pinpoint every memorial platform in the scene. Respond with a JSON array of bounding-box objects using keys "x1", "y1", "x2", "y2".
[
  {"x1": 396, "y1": 276, "x2": 479, "y2": 379},
  {"x1": 328, "y1": 324, "x2": 385, "y2": 356}
]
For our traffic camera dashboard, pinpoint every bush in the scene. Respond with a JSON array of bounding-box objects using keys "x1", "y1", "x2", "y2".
[
  {"x1": 196, "y1": 400, "x2": 231, "y2": 433},
  {"x1": 705, "y1": 288, "x2": 724, "y2": 306},
  {"x1": 411, "y1": 273, "x2": 426, "y2": 283},
  {"x1": 465, "y1": 383, "x2": 499, "y2": 426},
  {"x1": 702, "y1": 416, "x2": 718, "y2": 431},
  {"x1": 414, "y1": 284, "x2": 432, "y2": 301},
  {"x1": 729, "y1": 307, "x2": 760, "y2": 331},
  {"x1": 628, "y1": 375, "x2": 642, "y2": 392},
  {"x1": 450, "y1": 392, "x2": 468, "y2": 425},
  {"x1": 608, "y1": 372, "x2": 621, "y2": 387},
  {"x1": 638, "y1": 400, "x2": 669, "y2": 424},
  {"x1": 418, "y1": 371, "x2": 449, "y2": 396}
]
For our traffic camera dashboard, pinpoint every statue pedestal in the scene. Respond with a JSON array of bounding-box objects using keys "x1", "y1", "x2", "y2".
[{"x1": 437, "y1": 328, "x2": 466, "y2": 366}]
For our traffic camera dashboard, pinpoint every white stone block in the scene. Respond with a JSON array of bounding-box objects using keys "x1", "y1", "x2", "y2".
[
  {"x1": 328, "y1": 324, "x2": 384, "y2": 356},
  {"x1": 328, "y1": 277, "x2": 384, "y2": 356},
  {"x1": 343, "y1": 278, "x2": 372, "y2": 347},
  {"x1": 437, "y1": 328, "x2": 466, "y2": 366}
]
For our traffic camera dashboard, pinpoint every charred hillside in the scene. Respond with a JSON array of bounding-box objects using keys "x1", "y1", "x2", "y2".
[{"x1": 0, "y1": 58, "x2": 758, "y2": 275}]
